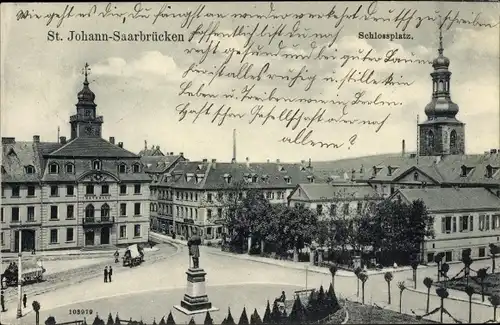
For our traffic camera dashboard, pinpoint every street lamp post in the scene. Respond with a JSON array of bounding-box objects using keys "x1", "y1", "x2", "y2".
[{"x1": 16, "y1": 228, "x2": 23, "y2": 318}]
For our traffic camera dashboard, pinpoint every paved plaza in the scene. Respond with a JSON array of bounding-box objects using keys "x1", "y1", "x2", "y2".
[{"x1": 1, "y1": 242, "x2": 498, "y2": 324}]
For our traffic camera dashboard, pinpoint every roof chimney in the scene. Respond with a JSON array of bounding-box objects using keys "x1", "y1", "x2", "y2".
[
  {"x1": 245, "y1": 157, "x2": 250, "y2": 167},
  {"x1": 211, "y1": 159, "x2": 217, "y2": 169},
  {"x1": 118, "y1": 142, "x2": 123, "y2": 148},
  {"x1": 276, "y1": 159, "x2": 280, "y2": 164},
  {"x1": 202, "y1": 158, "x2": 208, "y2": 163},
  {"x1": 231, "y1": 158, "x2": 236, "y2": 164},
  {"x1": 2, "y1": 137, "x2": 15, "y2": 144},
  {"x1": 402, "y1": 139, "x2": 406, "y2": 157},
  {"x1": 109, "y1": 137, "x2": 115, "y2": 144},
  {"x1": 180, "y1": 152, "x2": 184, "y2": 157},
  {"x1": 267, "y1": 159, "x2": 270, "y2": 163},
  {"x1": 60, "y1": 136, "x2": 67, "y2": 145},
  {"x1": 33, "y1": 135, "x2": 40, "y2": 143},
  {"x1": 307, "y1": 158, "x2": 312, "y2": 169},
  {"x1": 170, "y1": 152, "x2": 174, "y2": 155},
  {"x1": 491, "y1": 149, "x2": 498, "y2": 154}
]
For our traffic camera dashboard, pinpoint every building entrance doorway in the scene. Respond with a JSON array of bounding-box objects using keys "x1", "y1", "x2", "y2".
[
  {"x1": 14, "y1": 229, "x2": 35, "y2": 252},
  {"x1": 85, "y1": 230, "x2": 95, "y2": 246},
  {"x1": 100, "y1": 227, "x2": 110, "y2": 245}
]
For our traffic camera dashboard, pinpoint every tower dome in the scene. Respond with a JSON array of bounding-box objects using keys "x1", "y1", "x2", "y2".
[
  {"x1": 432, "y1": 34, "x2": 450, "y2": 70},
  {"x1": 77, "y1": 63, "x2": 96, "y2": 106}
]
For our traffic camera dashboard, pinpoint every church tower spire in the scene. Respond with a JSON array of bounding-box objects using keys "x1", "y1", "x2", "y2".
[
  {"x1": 418, "y1": 24, "x2": 465, "y2": 156},
  {"x1": 70, "y1": 63, "x2": 104, "y2": 139}
]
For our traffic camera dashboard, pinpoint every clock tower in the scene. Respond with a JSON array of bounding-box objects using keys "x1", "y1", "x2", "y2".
[
  {"x1": 70, "y1": 63, "x2": 103, "y2": 139},
  {"x1": 418, "y1": 28, "x2": 465, "y2": 156}
]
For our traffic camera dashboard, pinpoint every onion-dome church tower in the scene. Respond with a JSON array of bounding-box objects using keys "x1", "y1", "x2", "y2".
[
  {"x1": 418, "y1": 28, "x2": 465, "y2": 156},
  {"x1": 70, "y1": 63, "x2": 104, "y2": 139}
]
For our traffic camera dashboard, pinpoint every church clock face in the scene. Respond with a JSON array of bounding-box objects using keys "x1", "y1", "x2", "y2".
[{"x1": 85, "y1": 126, "x2": 93, "y2": 135}]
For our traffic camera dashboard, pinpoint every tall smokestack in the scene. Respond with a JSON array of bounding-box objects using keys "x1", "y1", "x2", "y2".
[
  {"x1": 402, "y1": 139, "x2": 406, "y2": 157},
  {"x1": 57, "y1": 126, "x2": 60, "y2": 143},
  {"x1": 232, "y1": 129, "x2": 236, "y2": 162}
]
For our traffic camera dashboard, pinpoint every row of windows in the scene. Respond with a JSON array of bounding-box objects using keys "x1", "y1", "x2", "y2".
[
  {"x1": 1, "y1": 203, "x2": 142, "y2": 222},
  {"x1": 44, "y1": 224, "x2": 143, "y2": 244},
  {"x1": 426, "y1": 243, "x2": 500, "y2": 263},
  {"x1": 315, "y1": 202, "x2": 364, "y2": 216},
  {"x1": 440, "y1": 214, "x2": 500, "y2": 233},
  {"x1": 154, "y1": 190, "x2": 287, "y2": 203},
  {"x1": 48, "y1": 161, "x2": 142, "y2": 174},
  {"x1": 1, "y1": 184, "x2": 143, "y2": 198}
]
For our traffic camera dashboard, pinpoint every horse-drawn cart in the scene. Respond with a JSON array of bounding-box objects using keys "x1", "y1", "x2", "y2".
[
  {"x1": 122, "y1": 244, "x2": 144, "y2": 267},
  {"x1": 1, "y1": 261, "x2": 46, "y2": 287}
]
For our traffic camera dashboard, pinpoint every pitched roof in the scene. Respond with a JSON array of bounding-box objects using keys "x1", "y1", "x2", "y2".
[
  {"x1": 140, "y1": 155, "x2": 183, "y2": 173},
  {"x1": 1, "y1": 141, "x2": 42, "y2": 183},
  {"x1": 313, "y1": 153, "x2": 500, "y2": 186},
  {"x1": 138, "y1": 146, "x2": 165, "y2": 156},
  {"x1": 156, "y1": 161, "x2": 323, "y2": 190},
  {"x1": 48, "y1": 137, "x2": 138, "y2": 158},
  {"x1": 396, "y1": 188, "x2": 500, "y2": 212},
  {"x1": 291, "y1": 183, "x2": 379, "y2": 201}
]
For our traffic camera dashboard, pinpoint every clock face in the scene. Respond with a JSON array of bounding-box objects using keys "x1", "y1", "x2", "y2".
[
  {"x1": 85, "y1": 110, "x2": 92, "y2": 117},
  {"x1": 85, "y1": 126, "x2": 93, "y2": 135}
]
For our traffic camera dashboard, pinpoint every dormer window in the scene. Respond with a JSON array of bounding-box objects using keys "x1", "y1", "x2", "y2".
[
  {"x1": 92, "y1": 160, "x2": 101, "y2": 171},
  {"x1": 224, "y1": 174, "x2": 232, "y2": 184},
  {"x1": 65, "y1": 163, "x2": 74, "y2": 174},
  {"x1": 413, "y1": 171, "x2": 419, "y2": 181},
  {"x1": 25, "y1": 165, "x2": 35, "y2": 174},
  {"x1": 307, "y1": 175, "x2": 314, "y2": 183},
  {"x1": 252, "y1": 175, "x2": 258, "y2": 183},
  {"x1": 132, "y1": 163, "x2": 140, "y2": 173},
  {"x1": 387, "y1": 166, "x2": 393, "y2": 176},
  {"x1": 486, "y1": 165, "x2": 493, "y2": 178},
  {"x1": 49, "y1": 163, "x2": 59, "y2": 174},
  {"x1": 460, "y1": 165, "x2": 474, "y2": 177},
  {"x1": 284, "y1": 175, "x2": 292, "y2": 184},
  {"x1": 300, "y1": 166, "x2": 306, "y2": 172},
  {"x1": 118, "y1": 163, "x2": 127, "y2": 174},
  {"x1": 278, "y1": 166, "x2": 285, "y2": 172}
]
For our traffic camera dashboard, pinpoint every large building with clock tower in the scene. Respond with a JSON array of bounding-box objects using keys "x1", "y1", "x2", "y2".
[
  {"x1": 70, "y1": 63, "x2": 104, "y2": 139},
  {"x1": 1, "y1": 64, "x2": 151, "y2": 252}
]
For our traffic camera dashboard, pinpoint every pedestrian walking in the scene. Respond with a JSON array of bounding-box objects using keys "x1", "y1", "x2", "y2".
[
  {"x1": 1, "y1": 290, "x2": 5, "y2": 312},
  {"x1": 23, "y1": 293, "x2": 27, "y2": 308},
  {"x1": 108, "y1": 266, "x2": 113, "y2": 283},
  {"x1": 104, "y1": 266, "x2": 108, "y2": 283},
  {"x1": 114, "y1": 250, "x2": 119, "y2": 263}
]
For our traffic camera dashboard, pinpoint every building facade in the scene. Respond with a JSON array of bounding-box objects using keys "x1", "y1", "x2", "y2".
[
  {"x1": 288, "y1": 183, "x2": 381, "y2": 220},
  {"x1": 392, "y1": 188, "x2": 500, "y2": 262},
  {"x1": 149, "y1": 158, "x2": 319, "y2": 241},
  {"x1": 1, "y1": 65, "x2": 150, "y2": 252}
]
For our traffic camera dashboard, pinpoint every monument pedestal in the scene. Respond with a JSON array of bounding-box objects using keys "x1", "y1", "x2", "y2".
[{"x1": 174, "y1": 268, "x2": 219, "y2": 315}]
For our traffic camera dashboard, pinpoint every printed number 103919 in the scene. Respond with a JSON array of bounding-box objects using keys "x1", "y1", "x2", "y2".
[{"x1": 69, "y1": 309, "x2": 93, "y2": 315}]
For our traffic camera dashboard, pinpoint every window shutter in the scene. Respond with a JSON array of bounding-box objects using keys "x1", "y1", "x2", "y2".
[
  {"x1": 459, "y1": 216, "x2": 463, "y2": 232},
  {"x1": 441, "y1": 217, "x2": 445, "y2": 233},
  {"x1": 470, "y1": 215, "x2": 474, "y2": 231}
]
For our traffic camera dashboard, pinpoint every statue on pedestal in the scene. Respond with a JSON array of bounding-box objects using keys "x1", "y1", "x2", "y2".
[{"x1": 188, "y1": 233, "x2": 201, "y2": 269}]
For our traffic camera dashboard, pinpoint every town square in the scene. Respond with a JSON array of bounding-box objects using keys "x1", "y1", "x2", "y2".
[{"x1": 1, "y1": 1, "x2": 499, "y2": 324}]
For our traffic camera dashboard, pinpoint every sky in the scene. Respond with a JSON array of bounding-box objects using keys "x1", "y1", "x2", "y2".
[{"x1": 1, "y1": 1, "x2": 499, "y2": 163}]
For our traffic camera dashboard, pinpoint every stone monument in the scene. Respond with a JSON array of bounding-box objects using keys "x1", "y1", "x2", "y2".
[{"x1": 174, "y1": 232, "x2": 218, "y2": 315}]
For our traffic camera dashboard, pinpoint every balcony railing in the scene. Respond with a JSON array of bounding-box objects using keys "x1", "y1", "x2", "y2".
[{"x1": 82, "y1": 216, "x2": 115, "y2": 226}]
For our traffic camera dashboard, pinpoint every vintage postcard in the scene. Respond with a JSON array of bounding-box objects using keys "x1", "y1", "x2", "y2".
[{"x1": 1, "y1": 1, "x2": 499, "y2": 324}]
